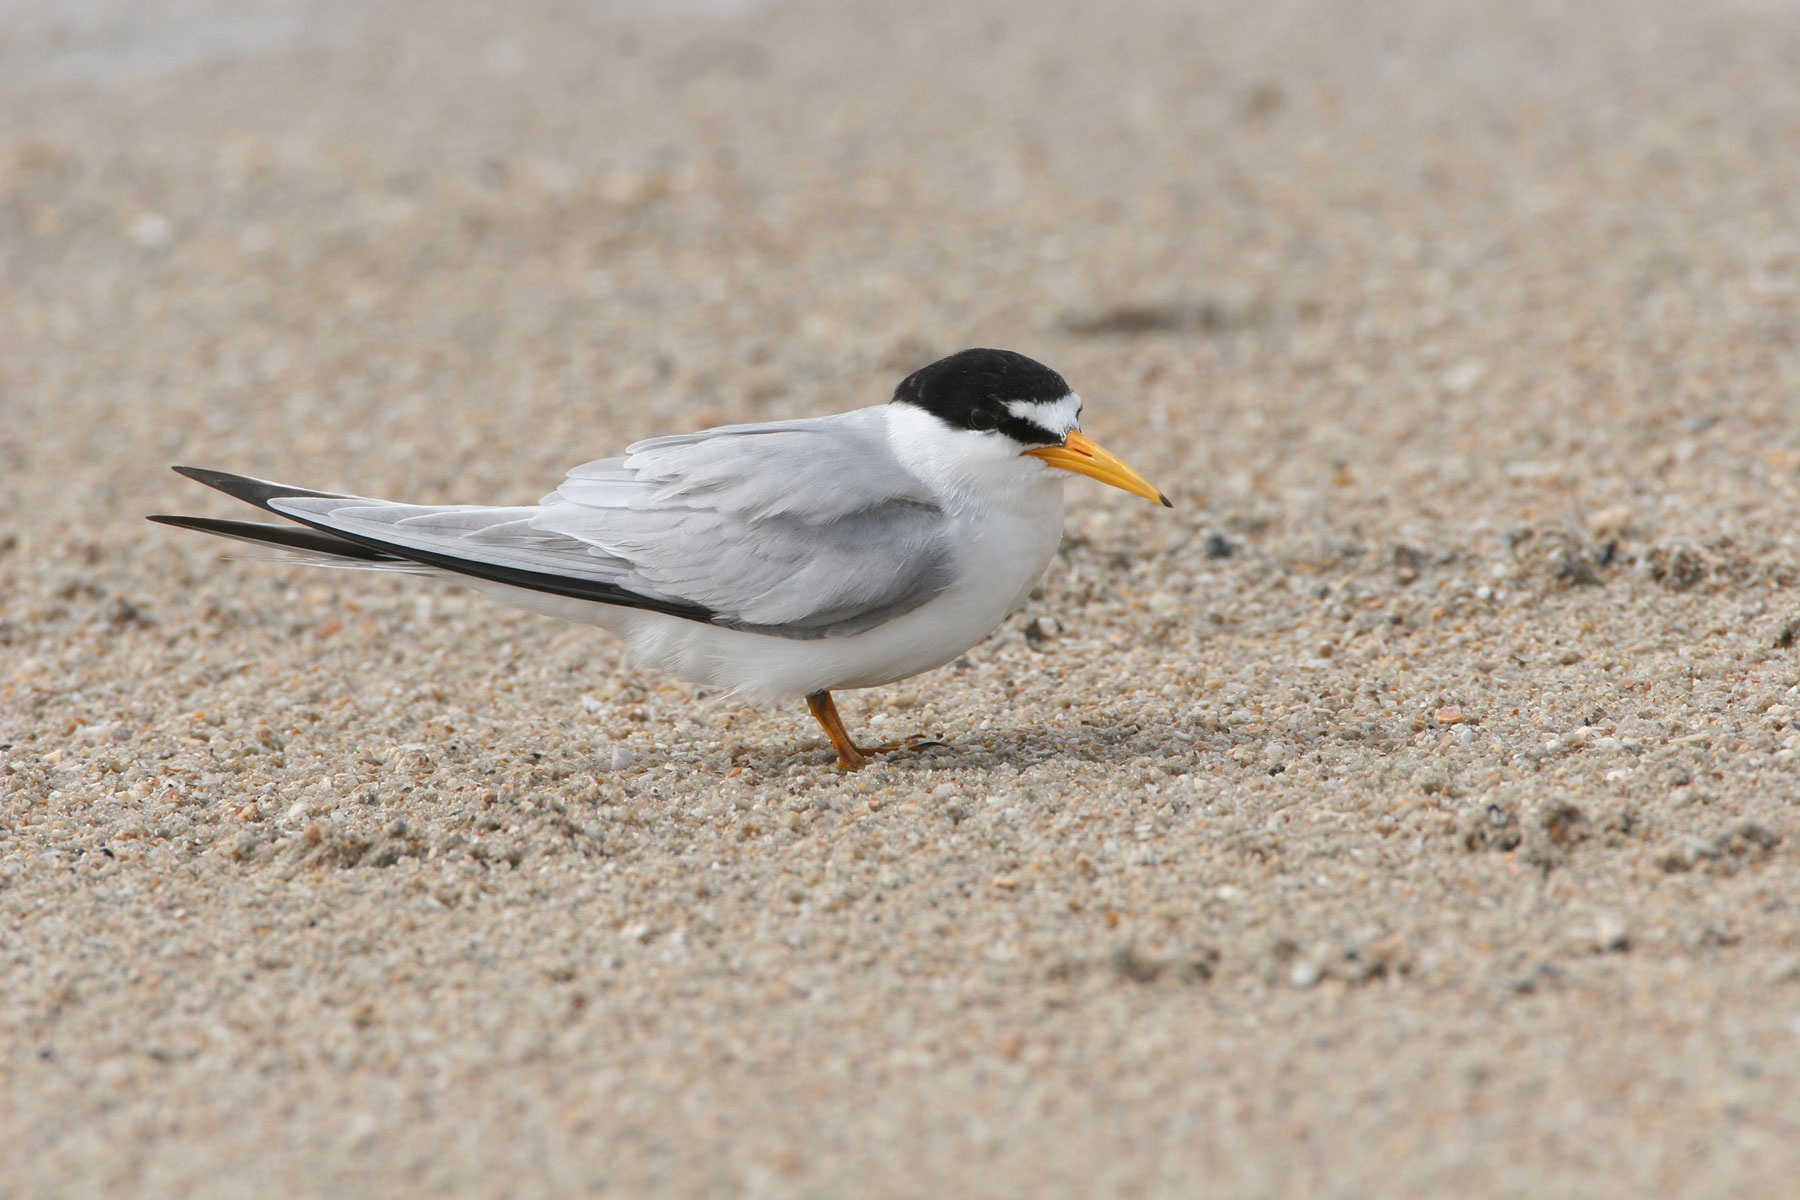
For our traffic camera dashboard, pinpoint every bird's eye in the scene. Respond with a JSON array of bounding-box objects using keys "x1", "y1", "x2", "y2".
[{"x1": 967, "y1": 408, "x2": 997, "y2": 432}]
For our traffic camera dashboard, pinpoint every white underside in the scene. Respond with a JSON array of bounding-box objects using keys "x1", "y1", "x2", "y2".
[{"x1": 459, "y1": 472, "x2": 1066, "y2": 701}]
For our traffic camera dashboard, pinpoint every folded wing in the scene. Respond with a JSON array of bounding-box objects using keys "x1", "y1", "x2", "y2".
[{"x1": 160, "y1": 408, "x2": 953, "y2": 640}]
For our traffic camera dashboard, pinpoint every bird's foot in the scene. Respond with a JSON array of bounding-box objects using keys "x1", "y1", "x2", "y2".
[
  {"x1": 831, "y1": 734, "x2": 946, "y2": 772},
  {"x1": 832, "y1": 745, "x2": 873, "y2": 772},
  {"x1": 860, "y1": 733, "x2": 946, "y2": 756},
  {"x1": 808, "y1": 691, "x2": 947, "y2": 772}
]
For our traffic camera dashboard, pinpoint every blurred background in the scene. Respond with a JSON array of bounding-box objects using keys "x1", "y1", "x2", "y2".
[{"x1": 8, "y1": 0, "x2": 1795, "y2": 541}]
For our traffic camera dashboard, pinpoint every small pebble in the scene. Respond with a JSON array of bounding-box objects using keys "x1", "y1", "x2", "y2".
[
  {"x1": 128, "y1": 212, "x2": 173, "y2": 250},
  {"x1": 1592, "y1": 913, "x2": 1631, "y2": 954}
]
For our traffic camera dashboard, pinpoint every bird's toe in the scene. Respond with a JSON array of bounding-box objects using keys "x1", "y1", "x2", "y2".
[{"x1": 862, "y1": 734, "x2": 946, "y2": 756}]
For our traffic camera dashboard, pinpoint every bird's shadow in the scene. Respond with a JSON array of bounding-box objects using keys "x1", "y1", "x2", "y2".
[{"x1": 746, "y1": 722, "x2": 1176, "y2": 776}]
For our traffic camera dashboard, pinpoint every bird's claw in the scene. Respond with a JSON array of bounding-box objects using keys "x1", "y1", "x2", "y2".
[{"x1": 862, "y1": 733, "x2": 944, "y2": 755}]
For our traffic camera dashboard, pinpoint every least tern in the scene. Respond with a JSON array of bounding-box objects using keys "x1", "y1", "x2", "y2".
[{"x1": 150, "y1": 348, "x2": 1170, "y2": 769}]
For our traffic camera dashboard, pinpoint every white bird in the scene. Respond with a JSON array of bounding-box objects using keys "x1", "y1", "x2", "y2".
[{"x1": 150, "y1": 348, "x2": 1170, "y2": 770}]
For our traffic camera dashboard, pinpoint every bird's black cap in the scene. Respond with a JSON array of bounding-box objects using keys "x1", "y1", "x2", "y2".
[{"x1": 891, "y1": 348, "x2": 1074, "y2": 445}]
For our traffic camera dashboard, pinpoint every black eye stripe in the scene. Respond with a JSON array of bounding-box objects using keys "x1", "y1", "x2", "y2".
[{"x1": 997, "y1": 414, "x2": 1061, "y2": 446}]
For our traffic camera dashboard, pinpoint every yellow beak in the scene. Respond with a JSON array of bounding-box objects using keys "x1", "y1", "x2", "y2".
[{"x1": 1023, "y1": 430, "x2": 1172, "y2": 507}]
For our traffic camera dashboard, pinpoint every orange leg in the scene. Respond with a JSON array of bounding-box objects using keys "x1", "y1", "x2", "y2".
[
  {"x1": 806, "y1": 691, "x2": 872, "y2": 771},
  {"x1": 805, "y1": 691, "x2": 942, "y2": 771}
]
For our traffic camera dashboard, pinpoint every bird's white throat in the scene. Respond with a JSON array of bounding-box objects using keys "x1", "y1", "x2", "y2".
[{"x1": 884, "y1": 402, "x2": 1067, "y2": 515}]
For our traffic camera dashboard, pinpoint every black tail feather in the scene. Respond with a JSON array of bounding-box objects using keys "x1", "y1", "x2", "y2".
[{"x1": 145, "y1": 513, "x2": 397, "y2": 561}]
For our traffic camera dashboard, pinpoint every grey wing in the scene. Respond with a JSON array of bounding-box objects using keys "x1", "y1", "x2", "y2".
[
  {"x1": 263, "y1": 408, "x2": 953, "y2": 639},
  {"x1": 541, "y1": 408, "x2": 955, "y2": 638}
]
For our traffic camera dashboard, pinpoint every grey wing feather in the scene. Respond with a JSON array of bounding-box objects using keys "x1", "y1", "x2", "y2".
[
  {"x1": 270, "y1": 408, "x2": 952, "y2": 638},
  {"x1": 541, "y1": 408, "x2": 954, "y2": 637}
]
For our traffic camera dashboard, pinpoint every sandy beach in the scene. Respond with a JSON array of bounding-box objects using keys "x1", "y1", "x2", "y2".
[{"x1": 5, "y1": 1, "x2": 1800, "y2": 1195}]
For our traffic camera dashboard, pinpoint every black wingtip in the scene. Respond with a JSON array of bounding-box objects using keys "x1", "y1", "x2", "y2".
[
  {"x1": 156, "y1": 465, "x2": 724, "y2": 625},
  {"x1": 170, "y1": 464, "x2": 245, "y2": 490},
  {"x1": 169, "y1": 465, "x2": 347, "y2": 513}
]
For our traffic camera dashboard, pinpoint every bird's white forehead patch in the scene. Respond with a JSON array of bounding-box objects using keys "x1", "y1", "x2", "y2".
[{"x1": 1005, "y1": 393, "x2": 1082, "y2": 437}]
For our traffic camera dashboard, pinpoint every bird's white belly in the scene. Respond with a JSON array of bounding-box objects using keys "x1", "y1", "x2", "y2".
[{"x1": 460, "y1": 487, "x2": 1066, "y2": 701}]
